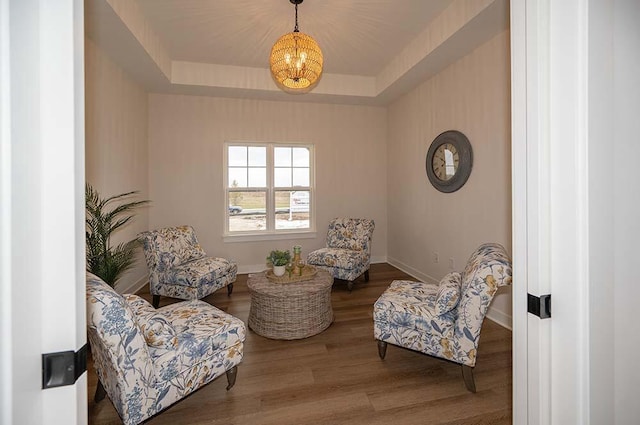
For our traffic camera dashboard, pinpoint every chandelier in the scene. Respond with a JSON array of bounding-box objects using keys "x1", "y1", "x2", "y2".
[{"x1": 270, "y1": 0, "x2": 323, "y2": 94}]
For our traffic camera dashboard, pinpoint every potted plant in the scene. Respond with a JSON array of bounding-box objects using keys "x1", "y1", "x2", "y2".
[
  {"x1": 266, "y1": 249, "x2": 291, "y2": 277},
  {"x1": 85, "y1": 183, "x2": 149, "y2": 288}
]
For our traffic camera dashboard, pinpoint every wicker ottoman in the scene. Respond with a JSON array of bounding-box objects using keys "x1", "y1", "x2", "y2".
[{"x1": 247, "y1": 269, "x2": 334, "y2": 340}]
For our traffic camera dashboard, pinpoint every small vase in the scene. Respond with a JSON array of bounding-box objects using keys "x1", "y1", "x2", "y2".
[
  {"x1": 273, "y1": 265, "x2": 286, "y2": 277},
  {"x1": 291, "y1": 245, "x2": 302, "y2": 275}
]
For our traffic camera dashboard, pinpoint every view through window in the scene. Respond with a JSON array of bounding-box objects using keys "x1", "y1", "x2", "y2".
[{"x1": 226, "y1": 143, "x2": 313, "y2": 234}]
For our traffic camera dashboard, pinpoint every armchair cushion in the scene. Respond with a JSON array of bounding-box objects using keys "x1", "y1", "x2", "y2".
[
  {"x1": 166, "y1": 256, "x2": 235, "y2": 287},
  {"x1": 435, "y1": 272, "x2": 462, "y2": 316},
  {"x1": 306, "y1": 248, "x2": 368, "y2": 270},
  {"x1": 148, "y1": 227, "x2": 206, "y2": 272},
  {"x1": 374, "y1": 280, "x2": 456, "y2": 333},
  {"x1": 146, "y1": 300, "x2": 246, "y2": 384},
  {"x1": 326, "y1": 218, "x2": 375, "y2": 251},
  {"x1": 125, "y1": 295, "x2": 178, "y2": 349},
  {"x1": 373, "y1": 280, "x2": 456, "y2": 360}
]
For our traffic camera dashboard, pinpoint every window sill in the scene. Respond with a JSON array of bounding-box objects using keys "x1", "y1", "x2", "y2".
[{"x1": 223, "y1": 231, "x2": 317, "y2": 243}]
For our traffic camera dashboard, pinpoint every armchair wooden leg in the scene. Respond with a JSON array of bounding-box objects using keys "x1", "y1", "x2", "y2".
[
  {"x1": 94, "y1": 380, "x2": 107, "y2": 402},
  {"x1": 152, "y1": 295, "x2": 160, "y2": 308},
  {"x1": 461, "y1": 365, "x2": 476, "y2": 393},
  {"x1": 347, "y1": 281, "x2": 354, "y2": 292},
  {"x1": 227, "y1": 282, "x2": 234, "y2": 296},
  {"x1": 225, "y1": 365, "x2": 238, "y2": 390},
  {"x1": 364, "y1": 270, "x2": 370, "y2": 282},
  {"x1": 377, "y1": 340, "x2": 387, "y2": 360}
]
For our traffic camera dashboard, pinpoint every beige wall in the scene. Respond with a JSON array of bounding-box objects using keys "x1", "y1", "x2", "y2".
[
  {"x1": 85, "y1": 38, "x2": 150, "y2": 293},
  {"x1": 387, "y1": 31, "x2": 512, "y2": 326},
  {"x1": 147, "y1": 95, "x2": 388, "y2": 272},
  {"x1": 84, "y1": 32, "x2": 512, "y2": 325}
]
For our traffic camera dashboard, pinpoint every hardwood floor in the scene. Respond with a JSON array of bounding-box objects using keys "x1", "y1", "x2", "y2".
[{"x1": 87, "y1": 263, "x2": 512, "y2": 425}]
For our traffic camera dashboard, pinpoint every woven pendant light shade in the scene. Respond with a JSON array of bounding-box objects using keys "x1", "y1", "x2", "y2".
[
  {"x1": 270, "y1": 0, "x2": 323, "y2": 94},
  {"x1": 270, "y1": 31, "x2": 323, "y2": 94}
]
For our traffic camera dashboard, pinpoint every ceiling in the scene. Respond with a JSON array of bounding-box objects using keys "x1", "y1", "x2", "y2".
[{"x1": 85, "y1": 0, "x2": 508, "y2": 105}]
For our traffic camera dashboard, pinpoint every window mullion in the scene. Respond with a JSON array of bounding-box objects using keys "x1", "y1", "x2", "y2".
[{"x1": 267, "y1": 144, "x2": 274, "y2": 231}]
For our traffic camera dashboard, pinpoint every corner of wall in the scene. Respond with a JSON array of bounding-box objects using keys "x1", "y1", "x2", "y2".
[
  {"x1": 485, "y1": 306, "x2": 512, "y2": 330},
  {"x1": 386, "y1": 256, "x2": 439, "y2": 284},
  {"x1": 115, "y1": 273, "x2": 148, "y2": 295}
]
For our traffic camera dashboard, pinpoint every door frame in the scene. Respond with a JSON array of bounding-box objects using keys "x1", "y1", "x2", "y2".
[
  {"x1": 0, "y1": 0, "x2": 87, "y2": 423},
  {"x1": 511, "y1": 0, "x2": 591, "y2": 423}
]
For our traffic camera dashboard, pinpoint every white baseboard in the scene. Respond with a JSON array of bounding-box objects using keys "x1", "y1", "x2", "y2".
[
  {"x1": 386, "y1": 256, "x2": 439, "y2": 284},
  {"x1": 237, "y1": 264, "x2": 270, "y2": 275},
  {"x1": 485, "y1": 307, "x2": 512, "y2": 330},
  {"x1": 116, "y1": 274, "x2": 148, "y2": 295}
]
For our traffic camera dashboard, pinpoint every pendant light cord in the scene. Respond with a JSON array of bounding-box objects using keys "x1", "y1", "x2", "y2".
[{"x1": 294, "y1": 3, "x2": 299, "y2": 32}]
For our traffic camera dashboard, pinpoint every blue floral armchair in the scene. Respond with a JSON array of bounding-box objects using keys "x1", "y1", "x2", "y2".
[
  {"x1": 86, "y1": 272, "x2": 246, "y2": 425},
  {"x1": 139, "y1": 225, "x2": 237, "y2": 307},
  {"x1": 373, "y1": 243, "x2": 512, "y2": 392},
  {"x1": 306, "y1": 218, "x2": 375, "y2": 291}
]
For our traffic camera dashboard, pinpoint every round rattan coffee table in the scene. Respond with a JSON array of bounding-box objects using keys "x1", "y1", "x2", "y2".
[{"x1": 247, "y1": 269, "x2": 334, "y2": 340}]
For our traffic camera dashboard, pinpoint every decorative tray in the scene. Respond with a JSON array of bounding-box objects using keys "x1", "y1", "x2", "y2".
[{"x1": 266, "y1": 265, "x2": 318, "y2": 283}]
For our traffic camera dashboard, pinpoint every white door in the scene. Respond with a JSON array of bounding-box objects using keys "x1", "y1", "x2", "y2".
[
  {"x1": 0, "y1": 1, "x2": 87, "y2": 424},
  {"x1": 512, "y1": 0, "x2": 591, "y2": 424}
]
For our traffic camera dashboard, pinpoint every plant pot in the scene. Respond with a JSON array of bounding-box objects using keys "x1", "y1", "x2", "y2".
[{"x1": 273, "y1": 265, "x2": 286, "y2": 277}]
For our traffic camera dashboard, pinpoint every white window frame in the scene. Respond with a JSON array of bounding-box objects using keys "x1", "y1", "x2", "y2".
[{"x1": 223, "y1": 141, "x2": 316, "y2": 242}]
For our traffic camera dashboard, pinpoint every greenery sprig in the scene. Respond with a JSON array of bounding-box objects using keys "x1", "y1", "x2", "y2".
[{"x1": 266, "y1": 249, "x2": 291, "y2": 267}]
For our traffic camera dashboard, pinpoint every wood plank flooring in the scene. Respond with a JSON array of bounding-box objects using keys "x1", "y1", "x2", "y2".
[{"x1": 87, "y1": 263, "x2": 512, "y2": 425}]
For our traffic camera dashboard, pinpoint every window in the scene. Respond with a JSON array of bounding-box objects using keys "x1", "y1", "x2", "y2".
[{"x1": 225, "y1": 143, "x2": 314, "y2": 238}]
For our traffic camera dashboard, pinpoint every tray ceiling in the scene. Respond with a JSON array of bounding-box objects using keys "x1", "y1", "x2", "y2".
[{"x1": 85, "y1": 0, "x2": 508, "y2": 105}]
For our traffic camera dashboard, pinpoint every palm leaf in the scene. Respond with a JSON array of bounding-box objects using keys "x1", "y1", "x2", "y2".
[{"x1": 85, "y1": 183, "x2": 149, "y2": 287}]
